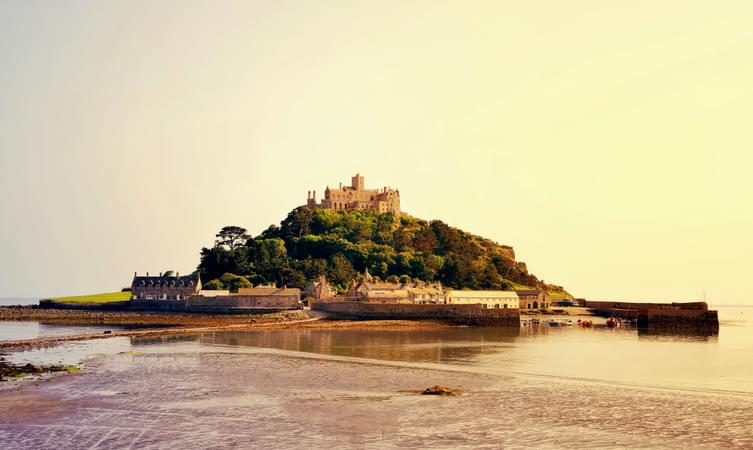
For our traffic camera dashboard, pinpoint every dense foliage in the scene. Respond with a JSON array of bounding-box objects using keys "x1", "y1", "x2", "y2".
[{"x1": 197, "y1": 207, "x2": 555, "y2": 292}]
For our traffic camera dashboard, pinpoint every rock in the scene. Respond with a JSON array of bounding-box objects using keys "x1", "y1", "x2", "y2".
[
  {"x1": 422, "y1": 385, "x2": 458, "y2": 396},
  {"x1": 22, "y1": 363, "x2": 43, "y2": 374}
]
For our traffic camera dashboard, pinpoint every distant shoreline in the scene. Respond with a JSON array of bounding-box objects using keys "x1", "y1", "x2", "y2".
[{"x1": 0, "y1": 306, "x2": 451, "y2": 350}]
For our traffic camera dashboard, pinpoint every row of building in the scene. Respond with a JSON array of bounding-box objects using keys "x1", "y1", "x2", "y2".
[
  {"x1": 130, "y1": 272, "x2": 302, "y2": 308},
  {"x1": 129, "y1": 270, "x2": 551, "y2": 311},
  {"x1": 304, "y1": 269, "x2": 551, "y2": 310}
]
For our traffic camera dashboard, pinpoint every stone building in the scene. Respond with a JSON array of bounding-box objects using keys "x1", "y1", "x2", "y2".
[
  {"x1": 347, "y1": 269, "x2": 444, "y2": 304},
  {"x1": 406, "y1": 283, "x2": 445, "y2": 304},
  {"x1": 515, "y1": 289, "x2": 550, "y2": 310},
  {"x1": 303, "y1": 275, "x2": 336, "y2": 300},
  {"x1": 445, "y1": 290, "x2": 520, "y2": 309},
  {"x1": 131, "y1": 272, "x2": 201, "y2": 300},
  {"x1": 348, "y1": 279, "x2": 410, "y2": 303},
  {"x1": 306, "y1": 173, "x2": 400, "y2": 215},
  {"x1": 235, "y1": 286, "x2": 302, "y2": 308}
]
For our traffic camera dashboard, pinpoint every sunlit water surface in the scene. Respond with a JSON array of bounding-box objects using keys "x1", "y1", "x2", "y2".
[{"x1": 0, "y1": 305, "x2": 751, "y2": 449}]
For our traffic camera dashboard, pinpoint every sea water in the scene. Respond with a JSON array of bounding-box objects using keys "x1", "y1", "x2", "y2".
[{"x1": 0, "y1": 305, "x2": 751, "y2": 449}]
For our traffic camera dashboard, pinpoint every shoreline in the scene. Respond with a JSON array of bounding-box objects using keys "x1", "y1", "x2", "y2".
[{"x1": 0, "y1": 306, "x2": 453, "y2": 351}]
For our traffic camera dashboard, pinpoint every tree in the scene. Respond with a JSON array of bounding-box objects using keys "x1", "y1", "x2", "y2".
[
  {"x1": 162, "y1": 270, "x2": 175, "y2": 277},
  {"x1": 198, "y1": 246, "x2": 251, "y2": 282},
  {"x1": 195, "y1": 207, "x2": 552, "y2": 294},
  {"x1": 215, "y1": 226, "x2": 250, "y2": 250},
  {"x1": 219, "y1": 273, "x2": 253, "y2": 293},
  {"x1": 327, "y1": 253, "x2": 356, "y2": 288},
  {"x1": 204, "y1": 279, "x2": 224, "y2": 290}
]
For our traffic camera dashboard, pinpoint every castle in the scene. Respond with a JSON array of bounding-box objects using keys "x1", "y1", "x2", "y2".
[{"x1": 306, "y1": 174, "x2": 400, "y2": 215}]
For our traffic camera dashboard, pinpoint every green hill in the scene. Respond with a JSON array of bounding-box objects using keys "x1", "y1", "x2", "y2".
[{"x1": 198, "y1": 207, "x2": 570, "y2": 296}]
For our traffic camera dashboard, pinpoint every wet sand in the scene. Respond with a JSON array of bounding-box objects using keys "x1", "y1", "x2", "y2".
[
  {"x1": 1, "y1": 343, "x2": 752, "y2": 449},
  {"x1": 0, "y1": 307, "x2": 451, "y2": 350}
]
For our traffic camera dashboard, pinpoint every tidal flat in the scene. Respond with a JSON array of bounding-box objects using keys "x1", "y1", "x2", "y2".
[{"x1": 1, "y1": 306, "x2": 752, "y2": 449}]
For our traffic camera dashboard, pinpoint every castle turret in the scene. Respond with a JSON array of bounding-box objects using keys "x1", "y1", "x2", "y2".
[{"x1": 352, "y1": 173, "x2": 365, "y2": 191}]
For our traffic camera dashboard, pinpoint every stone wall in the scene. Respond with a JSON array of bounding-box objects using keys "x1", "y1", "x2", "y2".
[
  {"x1": 39, "y1": 300, "x2": 132, "y2": 311},
  {"x1": 584, "y1": 300, "x2": 708, "y2": 312},
  {"x1": 311, "y1": 301, "x2": 520, "y2": 327},
  {"x1": 187, "y1": 295, "x2": 301, "y2": 309},
  {"x1": 584, "y1": 300, "x2": 718, "y2": 331},
  {"x1": 639, "y1": 308, "x2": 719, "y2": 331},
  {"x1": 129, "y1": 297, "x2": 302, "y2": 314}
]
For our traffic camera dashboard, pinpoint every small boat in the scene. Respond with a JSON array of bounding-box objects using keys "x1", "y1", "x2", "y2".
[
  {"x1": 606, "y1": 318, "x2": 617, "y2": 328},
  {"x1": 548, "y1": 319, "x2": 560, "y2": 327},
  {"x1": 560, "y1": 319, "x2": 574, "y2": 326},
  {"x1": 520, "y1": 319, "x2": 529, "y2": 326},
  {"x1": 530, "y1": 318, "x2": 540, "y2": 325}
]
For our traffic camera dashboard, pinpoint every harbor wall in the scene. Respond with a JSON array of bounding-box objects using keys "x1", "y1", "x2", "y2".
[
  {"x1": 39, "y1": 299, "x2": 132, "y2": 311},
  {"x1": 311, "y1": 301, "x2": 520, "y2": 326},
  {"x1": 39, "y1": 298, "x2": 303, "y2": 315},
  {"x1": 584, "y1": 300, "x2": 718, "y2": 331},
  {"x1": 639, "y1": 308, "x2": 719, "y2": 331},
  {"x1": 130, "y1": 298, "x2": 302, "y2": 314}
]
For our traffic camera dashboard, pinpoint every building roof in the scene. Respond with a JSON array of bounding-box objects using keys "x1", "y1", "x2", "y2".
[
  {"x1": 366, "y1": 289, "x2": 409, "y2": 298},
  {"x1": 199, "y1": 290, "x2": 230, "y2": 297},
  {"x1": 132, "y1": 273, "x2": 199, "y2": 288},
  {"x1": 361, "y1": 282, "x2": 403, "y2": 291},
  {"x1": 514, "y1": 289, "x2": 542, "y2": 296},
  {"x1": 446, "y1": 290, "x2": 519, "y2": 299},
  {"x1": 236, "y1": 287, "x2": 301, "y2": 296},
  {"x1": 406, "y1": 287, "x2": 443, "y2": 295}
]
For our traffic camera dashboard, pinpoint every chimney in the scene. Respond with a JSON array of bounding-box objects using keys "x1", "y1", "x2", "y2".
[
  {"x1": 159, "y1": 272, "x2": 162, "y2": 277},
  {"x1": 146, "y1": 272, "x2": 149, "y2": 277},
  {"x1": 313, "y1": 190, "x2": 316, "y2": 201},
  {"x1": 134, "y1": 271, "x2": 137, "y2": 278}
]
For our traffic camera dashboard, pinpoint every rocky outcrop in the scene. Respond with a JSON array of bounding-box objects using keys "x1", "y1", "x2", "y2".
[{"x1": 422, "y1": 386, "x2": 459, "y2": 396}]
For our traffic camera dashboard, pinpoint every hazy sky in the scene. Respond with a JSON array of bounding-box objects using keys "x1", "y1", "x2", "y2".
[{"x1": 1, "y1": 1, "x2": 752, "y2": 304}]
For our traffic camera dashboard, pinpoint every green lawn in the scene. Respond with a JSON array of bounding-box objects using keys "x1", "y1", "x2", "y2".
[
  {"x1": 48, "y1": 291, "x2": 131, "y2": 304},
  {"x1": 506, "y1": 280, "x2": 574, "y2": 299},
  {"x1": 547, "y1": 290, "x2": 574, "y2": 300},
  {"x1": 507, "y1": 281, "x2": 534, "y2": 290}
]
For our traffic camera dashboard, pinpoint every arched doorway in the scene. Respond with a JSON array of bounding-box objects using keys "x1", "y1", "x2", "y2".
[{"x1": 533, "y1": 301, "x2": 538, "y2": 309}]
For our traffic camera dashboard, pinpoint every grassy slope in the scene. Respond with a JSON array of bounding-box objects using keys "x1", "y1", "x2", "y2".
[
  {"x1": 49, "y1": 291, "x2": 131, "y2": 304},
  {"x1": 547, "y1": 290, "x2": 574, "y2": 300},
  {"x1": 508, "y1": 280, "x2": 574, "y2": 299}
]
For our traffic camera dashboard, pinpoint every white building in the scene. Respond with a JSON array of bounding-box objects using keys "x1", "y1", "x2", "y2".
[{"x1": 445, "y1": 290, "x2": 520, "y2": 309}]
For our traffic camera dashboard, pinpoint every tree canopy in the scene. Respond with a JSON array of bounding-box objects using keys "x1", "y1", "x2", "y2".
[
  {"x1": 198, "y1": 207, "x2": 560, "y2": 293},
  {"x1": 214, "y1": 226, "x2": 251, "y2": 250}
]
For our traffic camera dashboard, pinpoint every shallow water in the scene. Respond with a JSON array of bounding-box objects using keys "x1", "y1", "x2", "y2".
[
  {"x1": 0, "y1": 298, "x2": 37, "y2": 306},
  {"x1": 0, "y1": 321, "x2": 122, "y2": 342},
  {"x1": 0, "y1": 305, "x2": 751, "y2": 449}
]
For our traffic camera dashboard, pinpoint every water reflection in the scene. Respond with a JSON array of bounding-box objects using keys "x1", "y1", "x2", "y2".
[
  {"x1": 637, "y1": 328, "x2": 718, "y2": 341},
  {"x1": 196, "y1": 327, "x2": 521, "y2": 364}
]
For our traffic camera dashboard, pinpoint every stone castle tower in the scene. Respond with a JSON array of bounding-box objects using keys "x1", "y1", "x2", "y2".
[{"x1": 306, "y1": 174, "x2": 401, "y2": 215}]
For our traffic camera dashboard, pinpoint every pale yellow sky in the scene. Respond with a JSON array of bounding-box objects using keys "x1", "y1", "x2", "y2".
[{"x1": 1, "y1": 1, "x2": 751, "y2": 304}]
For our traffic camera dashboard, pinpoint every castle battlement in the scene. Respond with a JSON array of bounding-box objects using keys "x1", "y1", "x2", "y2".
[{"x1": 306, "y1": 174, "x2": 400, "y2": 215}]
